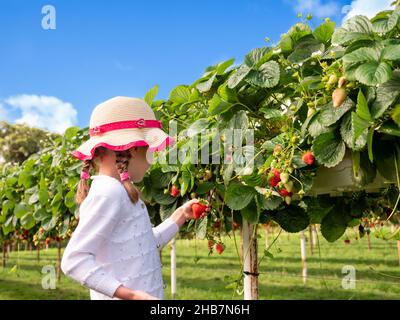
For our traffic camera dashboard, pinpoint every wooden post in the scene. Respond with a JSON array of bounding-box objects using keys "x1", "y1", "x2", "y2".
[
  {"x1": 309, "y1": 225, "x2": 314, "y2": 255},
  {"x1": 312, "y1": 225, "x2": 318, "y2": 250},
  {"x1": 367, "y1": 232, "x2": 372, "y2": 250},
  {"x1": 397, "y1": 240, "x2": 400, "y2": 266},
  {"x1": 242, "y1": 220, "x2": 259, "y2": 300},
  {"x1": 37, "y1": 243, "x2": 41, "y2": 262},
  {"x1": 300, "y1": 230, "x2": 307, "y2": 284},
  {"x1": 170, "y1": 237, "x2": 176, "y2": 300}
]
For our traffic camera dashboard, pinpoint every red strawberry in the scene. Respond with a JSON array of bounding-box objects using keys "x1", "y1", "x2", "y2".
[
  {"x1": 344, "y1": 239, "x2": 350, "y2": 244},
  {"x1": 215, "y1": 243, "x2": 224, "y2": 255},
  {"x1": 170, "y1": 185, "x2": 180, "y2": 197},
  {"x1": 279, "y1": 189, "x2": 292, "y2": 197},
  {"x1": 45, "y1": 237, "x2": 51, "y2": 245},
  {"x1": 273, "y1": 168, "x2": 281, "y2": 179},
  {"x1": 192, "y1": 202, "x2": 208, "y2": 219},
  {"x1": 269, "y1": 176, "x2": 280, "y2": 187},
  {"x1": 213, "y1": 220, "x2": 221, "y2": 228},
  {"x1": 302, "y1": 151, "x2": 315, "y2": 166}
]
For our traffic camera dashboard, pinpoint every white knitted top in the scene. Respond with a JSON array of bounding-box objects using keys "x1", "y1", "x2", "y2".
[{"x1": 61, "y1": 174, "x2": 179, "y2": 300}]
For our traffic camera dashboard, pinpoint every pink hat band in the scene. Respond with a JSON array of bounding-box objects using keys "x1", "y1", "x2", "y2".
[
  {"x1": 120, "y1": 171, "x2": 130, "y2": 182},
  {"x1": 80, "y1": 171, "x2": 90, "y2": 180},
  {"x1": 89, "y1": 119, "x2": 162, "y2": 137}
]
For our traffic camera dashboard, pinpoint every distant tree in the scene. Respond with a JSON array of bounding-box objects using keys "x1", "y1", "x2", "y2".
[{"x1": 0, "y1": 121, "x2": 60, "y2": 164}]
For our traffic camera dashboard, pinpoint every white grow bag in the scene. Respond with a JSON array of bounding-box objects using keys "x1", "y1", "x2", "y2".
[{"x1": 308, "y1": 149, "x2": 396, "y2": 196}]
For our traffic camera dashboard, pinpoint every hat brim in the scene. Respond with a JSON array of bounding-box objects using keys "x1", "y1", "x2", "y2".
[{"x1": 71, "y1": 128, "x2": 175, "y2": 161}]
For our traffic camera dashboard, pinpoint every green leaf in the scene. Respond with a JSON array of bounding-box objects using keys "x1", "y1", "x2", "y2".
[
  {"x1": 372, "y1": 8, "x2": 400, "y2": 33},
  {"x1": 391, "y1": 105, "x2": 400, "y2": 126},
  {"x1": 28, "y1": 193, "x2": 39, "y2": 205},
  {"x1": 180, "y1": 170, "x2": 192, "y2": 196},
  {"x1": 2, "y1": 200, "x2": 14, "y2": 216},
  {"x1": 355, "y1": 61, "x2": 392, "y2": 86},
  {"x1": 245, "y1": 61, "x2": 280, "y2": 88},
  {"x1": 196, "y1": 182, "x2": 214, "y2": 195},
  {"x1": 377, "y1": 121, "x2": 400, "y2": 137},
  {"x1": 332, "y1": 15, "x2": 373, "y2": 46},
  {"x1": 14, "y1": 204, "x2": 29, "y2": 219},
  {"x1": 351, "y1": 112, "x2": 372, "y2": 141},
  {"x1": 312, "y1": 130, "x2": 346, "y2": 168},
  {"x1": 20, "y1": 213, "x2": 35, "y2": 229},
  {"x1": 208, "y1": 94, "x2": 231, "y2": 116},
  {"x1": 256, "y1": 193, "x2": 282, "y2": 210},
  {"x1": 356, "y1": 90, "x2": 372, "y2": 121},
  {"x1": 64, "y1": 190, "x2": 76, "y2": 208},
  {"x1": 342, "y1": 47, "x2": 380, "y2": 65},
  {"x1": 319, "y1": 98, "x2": 355, "y2": 126},
  {"x1": 367, "y1": 126, "x2": 375, "y2": 162},
  {"x1": 196, "y1": 73, "x2": 217, "y2": 93},
  {"x1": 144, "y1": 84, "x2": 159, "y2": 106},
  {"x1": 195, "y1": 215, "x2": 208, "y2": 240},
  {"x1": 33, "y1": 208, "x2": 50, "y2": 221},
  {"x1": 370, "y1": 70, "x2": 400, "y2": 119},
  {"x1": 217, "y1": 83, "x2": 237, "y2": 103},
  {"x1": 187, "y1": 119, "x2": 209, "y2": 137},
  {"x1": 260, "y1": 108, "x2": 282, "y2": 119},
  {"x1": 304, "y1": 197, "x2": 334, "y2": 224},
  {"x1": 216, "y1": 58, "x2": 235, "y2": 74},
  {"x1": 340, "y1": 112, "x2": 367, "y2": 151},
  {"x1": 321, "y1": 216, "x2": 347, "y2": 242},
  {"x1": 169, "y1": 85, "x2": 191, "y2": 104},
  {"x1": 159, "y1": 201, "x2": 177, "y2": 221},
  {"x1": 152, "y1": 190, "x2": 176, "y2": 205},
  {"x1": 313, "y1": 20, "x2": 336, "y2": 43},
  {"x1": 272, "y1": 206, "x2": 309, "y2": 233},
  {"x1": 42, "y1": 216, "x2": 58, "y2": 231},
  {"x1": 64, "y1": 126, "x2": 80, "y2": 140},
  {"x1": 241, "y1": 199, "x2": 258, "y2": 224},
  {"x1": 244, "y1": 47, "x2": 272, "y2": 68},
  {"x1": 225, "y1": 183, "x2": 256, "y2": 210},
  {"x1": 227, "y1": 64, "x2": 251, "y2": 89},
  {"x1": 38, "y1": 189, "x2": 48, "y2": 205},
  {"x1": 381, "y1": 45, "x2": 400, "y2": 61}
]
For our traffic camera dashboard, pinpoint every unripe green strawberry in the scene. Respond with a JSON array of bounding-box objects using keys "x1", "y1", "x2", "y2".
[
  {"x1": 284, "y1": 181, "x2": 294, "y2": 192},
  {"x1": 280, "y1": 172, "x2": 289, "y2": 184},
  {"x1": 307, "y1": 107, "x2": 316, "y2": 118},
  {"x1": 332, "y1": 87, "x2": 347, "y2": 107},
  {"x1": 327, "y1": 74, "x2": 337, "y2": 85},
  {"x1": 285, "y1": 196, "x2": 292, "y2": 205}
]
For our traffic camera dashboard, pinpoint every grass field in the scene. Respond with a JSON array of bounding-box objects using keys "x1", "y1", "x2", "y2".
[{"x1": 0, "y1": 229, "x2": 399, "y2": 300}]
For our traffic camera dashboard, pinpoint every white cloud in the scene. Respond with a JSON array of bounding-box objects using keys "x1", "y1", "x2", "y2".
[
  {"x1": 342, "y1": 0, "x2": 394, "y2": 21},
  {"x1": 0, "y1": 103, "x2": 8, "y2": 120},
  {"x1": 294, "y1": 0, "x2": 341, "y2": 18},
  {"x1": 4, "y1": 94, "x2": 77, "y2": 134}
]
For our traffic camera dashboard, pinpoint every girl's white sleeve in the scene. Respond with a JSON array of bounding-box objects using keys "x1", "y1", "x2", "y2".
[
  {"x1": 152, "y1": 217, "x2": 179, "y2": 250},
  {"x1": 61, "y1": 194, "x2": 122, "y2": 298}
]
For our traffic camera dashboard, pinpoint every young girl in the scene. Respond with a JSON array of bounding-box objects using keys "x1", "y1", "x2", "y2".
[{"x1": 61, "y1": 96, "x2": 207, "y2": 300}]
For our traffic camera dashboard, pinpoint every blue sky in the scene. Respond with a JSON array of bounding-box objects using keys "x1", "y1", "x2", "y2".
[{"x1": 0, "y1": 0, "x2": 394, "y2": 133}]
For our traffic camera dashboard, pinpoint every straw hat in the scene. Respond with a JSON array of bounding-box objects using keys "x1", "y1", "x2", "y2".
[{"x1": 71, "y1": 96, "x2": 175, "y2": 161}]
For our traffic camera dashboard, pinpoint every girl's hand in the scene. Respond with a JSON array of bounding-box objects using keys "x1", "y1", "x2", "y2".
[
  {"x1": 180, "y1": 198, "x2": 211, "y2": 221},
  {"x1": 114, "y1": 285, "x2": 160, "y2": 300},
  {"x1": 131, "y1": 290, "x2": 160, "y2": 300}
]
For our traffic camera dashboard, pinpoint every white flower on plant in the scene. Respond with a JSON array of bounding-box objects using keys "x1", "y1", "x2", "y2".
[{"x1": 311, "y1": 50, "x2": 323, "y2": 57}]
